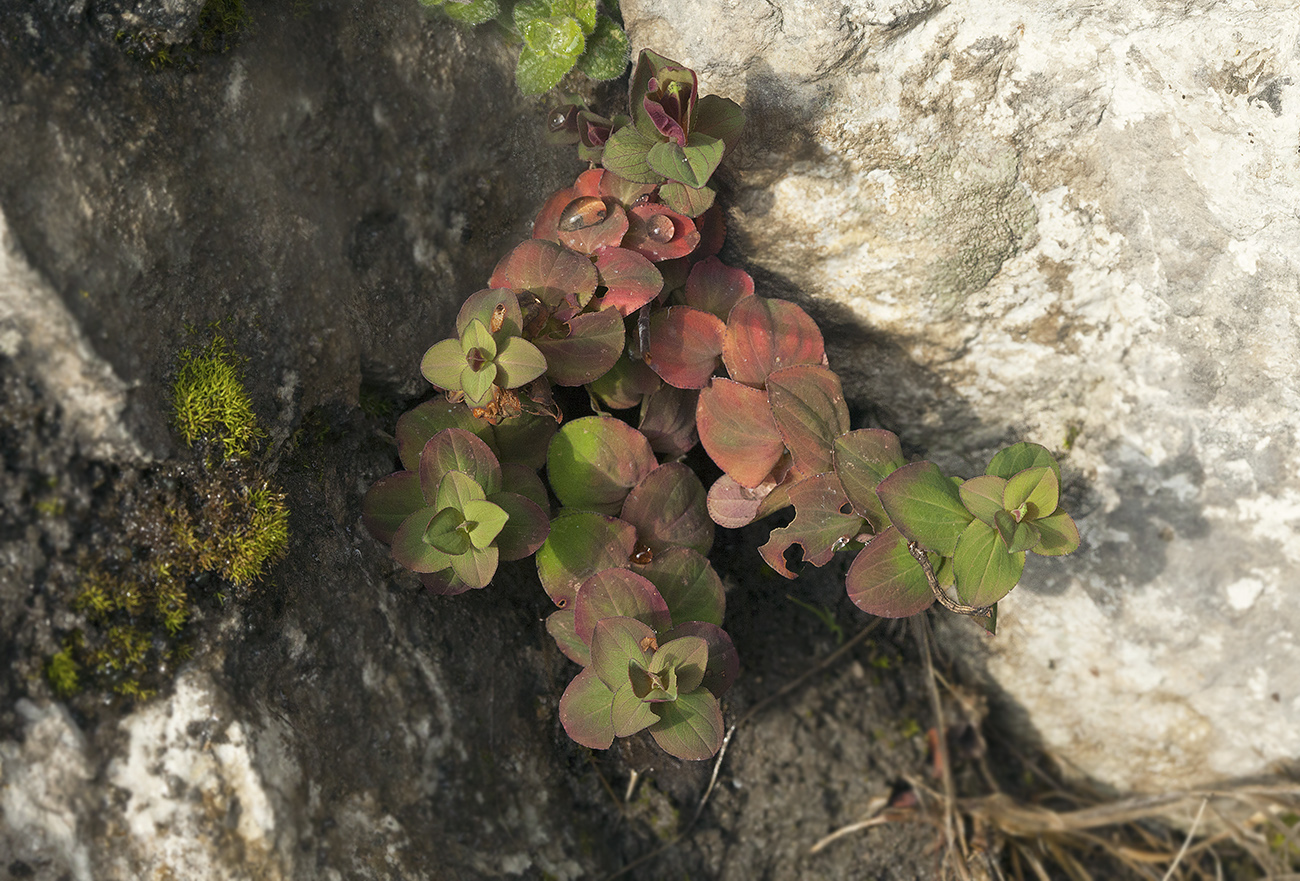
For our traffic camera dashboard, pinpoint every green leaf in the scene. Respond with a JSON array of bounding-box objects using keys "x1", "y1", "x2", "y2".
[
  {"x1": 493, "y1": 336, "x2": 548, "y2": 389},
  {"x1": 516, "y1": 44, "x2": 579, "y2": 96},
  {"x1": 958, "y1": 474, "x2": 1008, "y2": 526},
  {"x1": 435, "y1": 469, "x2": 488, "y2": 512},
  {"x1": 547, "y1": 608, "x2": 589, "y2": 665},
  {"x1": 459, "y1": 360, "x2": 497, "y2": 407},
  {"x1": 695, "y1": 378, "x2": 785, "y2": 487},
  {"x1": 759, "y1": 473, "x2": 865, "y2": 578},
  {"x1": 395, "y1": 400, "x2": 494, "y2": 472},
  {"x1": 952, "y1": 519, "x2": 1025, "y2": 608},
  {"x1": 600, "y1": 125, "x2": 665, "y2": 185},
  {"x1": 590, "y1": 615, "x2": 655, "y2": 692},
  {"x1": 646, "y1": 134, "x2": 724, "y2": 189},
  {"x1": 574, "y1": 569, "x2": 672, "y2": 645},
  {"x1": 664, "y1": 621, "x2": 737, "y2": 696},
  {"x1": 559, "y1": 667, "x2": 615, "y2": 749},
  {"x1": 722, "y1": 297, "x2": 826, "y2": 389},
  {"x1": 691, "y1": 94, "x2": 745, "y2": 150},
  {"x1": 833, "y1": 429, "x2": 905, "y2": 530},
  {"x1": 649, "y1": 635, "x2": 709, "y2": 694},
  {"x1": 588, "y1": 355, "x2": 661, "y2": 410},
  {"x1": 521, "y1": 15, "x2": 584, "y2": 57},
  {"x1": 845, "y1": 525, "x2": 936, "y2": 618},
  {"x1": 646, "y1": 306, "x2": 726, "y2": 390},
  {"x1": 420, "y1": 338, "x2": 467, "y2": 392},
  {"x1": 419, "y1": 428, "x2": 503, "y2": 499},
  {"x1": 547, "y1": 416, "x2": 657, "y2": 515},
  {"x1": 362, "y1": 471, "x2": 425, "y2": 545},
  {"x1": 986, "y1": 442, "x2": 1061, "y2": 484},
  {"x1": 461, "y1": 498, "x2": 509, "y2": 549},
  {"x1": 649, "y1": 690, "x2": 724, "y2": 761},
  {"x1": 455, "y1": 288, "x2": 524, "y2": 340},
  {"x1": 766, "y1": 365, "x2": 850, "y2": 479},
  {"x1": 876, "y1": 462, "x2": 973, "y2": 556},
  {"x1": 657, "y1": 181, "x2": 715, "y2": 218},
  {"x1": 459, "y1": 317, "x2": 497, "y2": 360},
  {"x1": 576, "y1": 15, "x2": 629, "y2": 81},
  {"x1": 535, "y1": 511, "x2": 637, "y2": 607},
  {"x1": 449, "y1": 543, "x2": 498, "y2": 588},
  {"x1": 440, "y1": 0, "x2": 499, "y2": 25},
  {"x1": 611, "y1": 681, "x2": 658, "y2": 737},
  {"x1": 978, "y1": 603, "x2": 998, "y2": 634},
  {"x1": 635, "y1": 547, "x2": 724, "y2": 627},
  {"x1": 390, "y1": 507, "x2": 453, "y2": 573},
  {"x1": 1032, "y1": 509, "x2": 1080, "y2": 556},
  {"x1": 423, "y1": 506, "x2": 470, "y2": 554},
  {"x1": 1003, "y1": 466, "x2": 1059, "y2": 521},
  {"x1": 620, "y1": 463, "x2": 714, "y2": 556}
]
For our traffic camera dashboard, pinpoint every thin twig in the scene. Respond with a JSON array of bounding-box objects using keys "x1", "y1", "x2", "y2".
[
  {"x1": 914, "y1": 614, "x2": 971, "y2": 878},
  {"x1": 907, "y1": 541, "x2": 994, "y2": 619},
  {"x1": 1162, "y1": 797, "x2": 1208, "y2": 881},
  {"x1": 809, "y1": 815, "x2": 894, "y2": 853}
]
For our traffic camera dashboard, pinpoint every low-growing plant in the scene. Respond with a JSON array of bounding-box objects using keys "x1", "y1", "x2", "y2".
[
  {"x1": 419, "y1": 0, "x2": 630, "y2": 95},
  {"x1": 364, "y1": 50, "x2": 1079, "y2": 761}
]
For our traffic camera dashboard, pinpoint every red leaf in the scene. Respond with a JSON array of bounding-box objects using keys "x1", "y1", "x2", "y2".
[
  {"x1": 646, "y1": 306, "x2": 725, "y2": 389},
  {"x1": 623, "y1": 204, "x2": 700, "y2": 261},
  {"x1": 845, "y1": 526, "x2": 936, "y2": 618},
  {"x1": 683, "y1": 256, "x2": 754, "y2": 322},
  {"x1": 723, "y1": 297, "x2": 826, "y2": 389},
  {"x1": 594, "y1": 246, "x2": 664, "y2": 316},
  {"x1": 765, "y1": 365, "x2": 850, "y2": 479},
  {"x1": 489, "y1": 240, "x2": 598, "y2": 311},
  {"x1": 758, "y1": 473, "x2": 864, "y2": 578},
  {"x1": 532, "y1": 307, "x2": 625, "y2": 386},
  {"x1": 696, "y1": 377, "x2": 785, "y2": 487}
]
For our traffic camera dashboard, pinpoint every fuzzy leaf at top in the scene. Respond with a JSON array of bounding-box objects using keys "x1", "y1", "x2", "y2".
[{"x1": 576, "y1": 15, "x2": 629, "y2": 80}]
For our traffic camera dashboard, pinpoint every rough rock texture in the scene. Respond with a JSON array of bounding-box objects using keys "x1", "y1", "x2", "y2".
[
  {"x1": 623, "y1": 0, "x2": 1300, "y2": 791},
  {"x1": 0, "y1": 3, "x2": 950, "y2": 879}
]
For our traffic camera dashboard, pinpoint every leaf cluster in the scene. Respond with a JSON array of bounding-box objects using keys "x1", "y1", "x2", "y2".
[
  {"x1": 419, "y1": 0, "x2": 630, "y2": 94},
  {"x1": 364, "y1": 51, "x2": 1080, "y2": 762}
]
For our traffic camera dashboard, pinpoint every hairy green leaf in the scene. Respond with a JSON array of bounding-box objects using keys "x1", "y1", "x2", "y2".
[{"x1": 576, "y1": 15, "x2": 629, "y2": 80}]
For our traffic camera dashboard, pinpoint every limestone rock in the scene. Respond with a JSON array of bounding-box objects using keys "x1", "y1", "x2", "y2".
[{"x1": 623, "y1": 0, "x2": 1300, "y2": 792}]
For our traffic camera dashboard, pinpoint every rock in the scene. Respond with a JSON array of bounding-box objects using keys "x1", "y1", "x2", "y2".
[{"x1": 622, "y1": 0, "x2": 1300, "y2": 791}]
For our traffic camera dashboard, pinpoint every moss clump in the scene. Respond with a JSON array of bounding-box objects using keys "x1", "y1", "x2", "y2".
[
  {"x1": 173, "y1": 335, "x2": 263, "y2": 460},
  {"x1": 45, "y1": 331, "x2": 289, "y2": 704},
  {"x1": 116, "y1": 0, "x2": 254, "y2": 70}
]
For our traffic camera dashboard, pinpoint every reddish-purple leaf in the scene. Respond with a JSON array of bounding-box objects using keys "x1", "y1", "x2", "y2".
[
  {"x1": 594, "y1": 246, "x2": 664, "y2": 316},
  {"x1": 832, "y1": 429, "x2": 905, "y2": 529},
  {"x1": 664, "y1": 621, "x2": 738, "y2": 696},
  {"x1": 546, "y1": 608, "x2": 589, "y2": 665},
  {"x1": 533, "y1": 168, "x2": 604, "y2": 243},
  {"x1": 395, "y1": 400, "x2": 491, "y2": 471},
  {"x1": 758, "y1": 473, "x2": 865, "y2": 578},
  {"x1": 573, "y1": 568, "x2": 672, "y2": 644},
  {"x1": 623, "y1": 204, "x2": 700, "y2": 261},
  {"x1": 696, "y1": 378, "x2": 785, "y2": 487},
  {"x1": 418, "y1": 428, "x2": 502, "y2": 501},
  {"x1": 646, "y1": 306, "x2": 725, "y2": 389},
  {"x1": 636, "y1": 547, "x2": 725, "y2": 627},
  {"x1": 420, "y1": 569, "x2": 474, "y2": 596},
  {"x1": 621, "y1": 463, "x2": 714, "y2": 556},
  {"x1": 499, "y1": 462, "x2": 548, "y2": 509},
  {"x1": 489, "y1": 240, "x2": 599, "y2": 312},
  {"x1": 532, "y1": 307, "x2": 625, "y2": 386},
  {"x1": 765, "y1": 365, "x2": 850, "y2": 480},
  {"x1": 535, "y1": 512, "x2": 637, "y2": 608},
  {"x1": 487, "y1": 490, "x2": 550, "y2": 561},
  {"x1": 362, "y1": 471, "x2": 425, "y2": 545},
  {"x1": 705, "y1": 474, "x2": 767, "y2": 529},
  {"x1": 638, "y1": 385, "x2": 699, "y2": 458},
  {"x1": 682, "y1": 256, "x2": 754, "y2": 322},
  {"x1": 876, "y1": 462, "x2": 973, "y2": 556},
  {"x1": 547, "y1": 416, "x2": 657, "y2": 515},
  {"x1": 845, "y1": 526, "x2": 936, "y2": 618},
  {"x1": 589, "y1": 355, "x2": 662, "y2": 410},
  {"x1": 559, "y1": 667, "x2": 615, "y2": 749},
  {"x1": 723, "y1": 297, "x2": 826, "y2": 389}
]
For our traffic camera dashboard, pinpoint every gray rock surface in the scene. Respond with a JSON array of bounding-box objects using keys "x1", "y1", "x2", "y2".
[
  {"x1": 0, "y1": 3, "x2": 948, "y2": 879},
  {"x1": 623, "y1": 0, "x2": 1300, "y2": 792}
]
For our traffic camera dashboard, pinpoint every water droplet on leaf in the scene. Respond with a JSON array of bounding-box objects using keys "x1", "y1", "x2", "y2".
[
  {"x1": 646, "y1": 214, "x2": 675, "y2": 243},
  {"x1": 558, "y1": 196, "x2": 608, "y2": 232},
  {"x1": 548, "y1": 107, "x2": 572, "y2": 132},
  {"x1": 631, "y1": 543, "x2": 654, "y2": 564}
]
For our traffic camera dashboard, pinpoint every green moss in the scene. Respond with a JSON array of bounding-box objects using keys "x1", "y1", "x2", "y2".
[
  {"x1": 173, "y1": 335, "x2": 263, "y2": 460},
  {"x1": 117, "y1": 0, "x2": 253, "y2": 70},
  {"x1": 46, "y1": 648, "x2": 81, "y2": 698}
]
